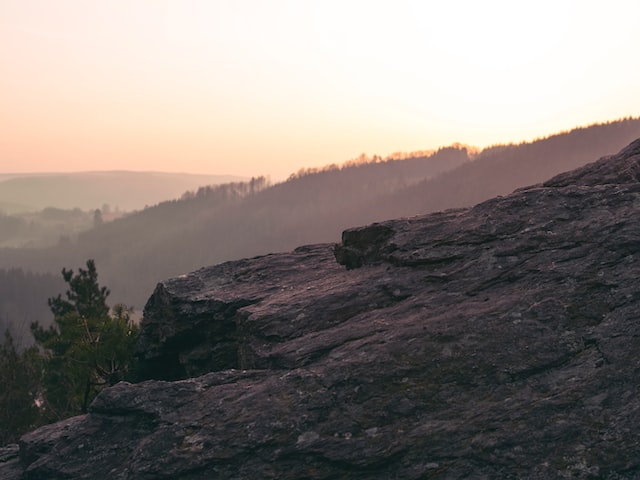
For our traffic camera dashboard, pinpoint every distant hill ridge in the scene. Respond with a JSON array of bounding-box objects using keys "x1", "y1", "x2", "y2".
[{"x1": 0, "y1": 171, "x2": 247, "y2": 213}]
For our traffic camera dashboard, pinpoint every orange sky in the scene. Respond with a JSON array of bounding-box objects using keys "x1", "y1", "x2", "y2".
[{"x1": 2, "y1": 0, "x2": 640, "y2": 180}]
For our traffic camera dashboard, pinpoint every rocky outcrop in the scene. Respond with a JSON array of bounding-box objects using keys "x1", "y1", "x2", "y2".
[{"x1": 7, "y1": 138, "x2": 640, "y2": 479}]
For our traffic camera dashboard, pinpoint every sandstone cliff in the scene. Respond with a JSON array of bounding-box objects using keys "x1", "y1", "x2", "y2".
[{"x1": 4, "y1": 138, "x2": 640, "y2": 478}]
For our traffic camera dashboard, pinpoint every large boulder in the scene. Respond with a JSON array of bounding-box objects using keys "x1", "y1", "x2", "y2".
[{"x1": 8, "y1": 138, "x2": 640, "y2": 478}]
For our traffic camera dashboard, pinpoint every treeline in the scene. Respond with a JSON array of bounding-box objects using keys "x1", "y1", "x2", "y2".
[
  {"x1": 369, "y1": 117, "x2": 640, "y2": 220},
  {"x1": 179, "y1": 176, "x2": 269, "y2": 202},
  {"x1": 0, "y1": 118, "x2": 639, "y2": 326},
  {"x1": 287, "y1": 144, "x2": 470, "y2": 182}
]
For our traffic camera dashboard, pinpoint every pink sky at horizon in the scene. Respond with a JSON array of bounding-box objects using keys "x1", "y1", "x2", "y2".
[{"x1": 2, "y1": 0, "x2": 640, "y2": 181}]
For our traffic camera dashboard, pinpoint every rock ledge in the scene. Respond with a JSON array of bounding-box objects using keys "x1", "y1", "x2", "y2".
[{"x1": 6, "y1": 139, "x2": 640, "y2": 479}]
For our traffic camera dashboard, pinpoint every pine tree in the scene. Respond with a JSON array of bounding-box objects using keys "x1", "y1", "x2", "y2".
[{"x1": 31, "y1": 260, "x2": 139, "y2": 421}]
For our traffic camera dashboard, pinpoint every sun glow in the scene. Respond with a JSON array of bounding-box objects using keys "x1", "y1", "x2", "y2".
[{"x1": 1, "y1": 0, "x2": 639, "y2": 180}]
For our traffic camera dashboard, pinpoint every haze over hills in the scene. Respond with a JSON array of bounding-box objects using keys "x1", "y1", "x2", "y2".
[
  {"x1": 1, "y1": 118, "x2": 639, "y2": 338},
  {"x1": 368, "y1": 118, "x2": 640, "y2": 221},
  {"x1": 9, "y1": 134, "x2": 640, "y2": 479},
  {"x1": 0, "y1": 171, "x2": 246, "y2": 213}
]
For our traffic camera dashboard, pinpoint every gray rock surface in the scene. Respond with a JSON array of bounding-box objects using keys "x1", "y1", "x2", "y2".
[{"x1": 8, "y1": 138, "x2": 640, "y2": 478}]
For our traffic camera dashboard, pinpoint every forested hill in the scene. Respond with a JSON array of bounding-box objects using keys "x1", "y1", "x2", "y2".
[
  {"x1": 0, "y1": 146, "x2": 470, "y2": 312},
  {"x1": 367, "y1": 117, "x2": 640, "y2": 220},
  {"x1": 1, "y1": 118, "x2": 639, "y2": 329}
]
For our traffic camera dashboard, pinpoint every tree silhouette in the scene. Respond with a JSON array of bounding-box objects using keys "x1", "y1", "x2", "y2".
[{"x1": 31, "y1": 260, "x2": 139, "y2": 419}]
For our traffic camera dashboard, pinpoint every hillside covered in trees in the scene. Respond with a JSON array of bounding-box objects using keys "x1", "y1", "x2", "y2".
[{"x1": 1, "y1": 118, "x2": 639, "y2": 338}]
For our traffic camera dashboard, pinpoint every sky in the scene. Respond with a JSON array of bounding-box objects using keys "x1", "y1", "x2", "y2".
[{"x1": 1, "y1": 1, "x2": 640, "y2": 181}]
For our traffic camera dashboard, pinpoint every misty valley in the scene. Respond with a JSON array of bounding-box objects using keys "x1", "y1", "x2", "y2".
[{"x1": 0, "y1": 207, "x2": 118, "y2": 249}]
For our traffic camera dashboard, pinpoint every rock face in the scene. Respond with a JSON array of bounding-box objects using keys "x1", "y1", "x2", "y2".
[{"x1": 7, "y1": 138, "x2": 640, "y2": 479}]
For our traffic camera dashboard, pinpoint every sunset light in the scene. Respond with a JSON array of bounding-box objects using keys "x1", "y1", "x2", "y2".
[
  {"x1": 5, "y1": 2, "x2": 640, "y2": 469},
  {"x1": 1, "y1": 0, "x2": 639, "y2": 180}
]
